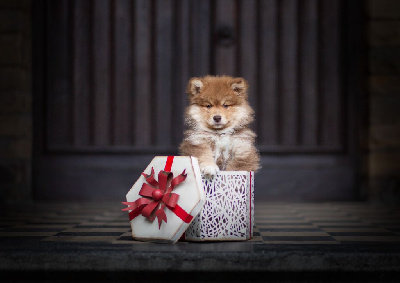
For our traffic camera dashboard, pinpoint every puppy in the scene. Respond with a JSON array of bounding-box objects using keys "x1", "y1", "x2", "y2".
[{"x1": 179, "y1": 75, "x2": 260, "y2": 177}]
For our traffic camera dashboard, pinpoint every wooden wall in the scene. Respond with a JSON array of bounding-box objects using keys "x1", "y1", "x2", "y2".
[{"x1": 45, "y1": 0, "x2": 344, "y2": 154}]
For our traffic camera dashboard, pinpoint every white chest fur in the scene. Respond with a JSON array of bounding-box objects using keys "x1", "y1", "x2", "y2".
[{"x1": 213, "y1": 134, "x2": 232, "y2": 167}]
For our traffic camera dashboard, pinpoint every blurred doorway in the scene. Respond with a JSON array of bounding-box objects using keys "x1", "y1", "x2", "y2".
[{"x1": 33, "y1": 0, "x2": 363, "y2": 201}]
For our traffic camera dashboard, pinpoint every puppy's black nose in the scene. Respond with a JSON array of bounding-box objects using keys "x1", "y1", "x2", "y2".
[{"x1": 213, "y1": 115, "x2": 222, "y2": 123}]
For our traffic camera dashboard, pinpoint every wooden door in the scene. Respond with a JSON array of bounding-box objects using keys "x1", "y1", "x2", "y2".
[{"x1": 33, "y1": 0, "x2": 363, "y2": 201}]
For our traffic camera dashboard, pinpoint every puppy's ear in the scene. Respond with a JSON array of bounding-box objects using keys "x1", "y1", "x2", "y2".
[
  {"x1": 231, "y1": 78, "x2": 248, "y2": 96},
  {"x1": 187, "y1": 78, "x2": 204, "y2": 95}
]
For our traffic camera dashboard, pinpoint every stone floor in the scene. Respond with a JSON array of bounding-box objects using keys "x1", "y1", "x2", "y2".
[{"x1": 1, "y1": 201, "x2": 400, "y2": 282}]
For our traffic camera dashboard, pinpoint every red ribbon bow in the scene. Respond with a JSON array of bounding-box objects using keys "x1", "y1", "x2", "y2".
[{"x1": 122, "y1": 160, "x2": 189, "y2": 229}]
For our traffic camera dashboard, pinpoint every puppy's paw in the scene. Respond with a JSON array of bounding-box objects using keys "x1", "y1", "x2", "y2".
[{"x1": 200, "y1": 163, "x2": 220, "y2": 178}]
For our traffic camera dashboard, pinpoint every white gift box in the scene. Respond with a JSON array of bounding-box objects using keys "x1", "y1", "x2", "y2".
[
  {"x1": 124, "y1": 156, "x2": 205, "y2": 243},
  {"x1": 184, "y1": 171, "x2": 254, "y2": 241},
  {"x1": 123, "y1": 156, "x2": 254, "y2": 243}
]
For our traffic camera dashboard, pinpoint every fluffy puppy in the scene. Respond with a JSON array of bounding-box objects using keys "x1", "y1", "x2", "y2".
[{"x1": 179, "y1": 75, "x2": 260, "y2": 177}]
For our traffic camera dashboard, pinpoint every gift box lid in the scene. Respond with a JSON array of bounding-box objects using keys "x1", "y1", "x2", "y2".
[{"x1": 124, "y1": 156, "x2": 205, "y2": 243}]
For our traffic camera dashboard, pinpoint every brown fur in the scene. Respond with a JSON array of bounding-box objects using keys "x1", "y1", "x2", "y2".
[{"x1": 179, "y1": 75, "x2": 260, "y2": 176}]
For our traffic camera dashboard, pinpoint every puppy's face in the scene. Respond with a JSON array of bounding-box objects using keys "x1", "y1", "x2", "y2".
[{"x1": 185, "y1": 76, "x2": 254, "y2": 132}]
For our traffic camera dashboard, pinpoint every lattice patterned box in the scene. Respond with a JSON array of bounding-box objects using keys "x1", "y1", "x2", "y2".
[{"x1": 184, "y1": 171, "x2": 254, "y2": 241}]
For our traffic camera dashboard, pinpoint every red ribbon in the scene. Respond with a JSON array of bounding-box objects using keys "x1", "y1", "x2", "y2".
[{"x1": 122, "y1": 156, "x2": 193, "y2": 229}]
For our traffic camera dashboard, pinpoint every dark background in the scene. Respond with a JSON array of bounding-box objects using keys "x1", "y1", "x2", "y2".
[{"x1": 0, "y1": 0, "x2": 399, "y2": 204}]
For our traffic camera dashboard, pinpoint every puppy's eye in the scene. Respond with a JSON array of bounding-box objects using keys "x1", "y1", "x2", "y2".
[
  {"x1": 223, "y1": 104, "x2": 229, "y2": 109},
  {"x1": 206, "y1": 104, "x2": 212, "y2": 109}
]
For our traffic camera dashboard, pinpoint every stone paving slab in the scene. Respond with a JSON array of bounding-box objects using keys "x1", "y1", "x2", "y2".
[{"x1": 1, "y1": 201, "x2": 400, "y2": 279}]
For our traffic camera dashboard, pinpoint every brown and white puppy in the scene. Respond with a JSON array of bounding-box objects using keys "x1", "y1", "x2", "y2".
[{"x1": 179, "y1": 75, "x2": 260, "y2": 177}]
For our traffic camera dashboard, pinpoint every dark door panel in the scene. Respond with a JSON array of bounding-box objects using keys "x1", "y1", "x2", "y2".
[
  {"x1": 34, "y1": 0, "x2": 361, "y2": 201},
  {"x1": 34, "y1": 155, "x2": 154, "y2": 201}
]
